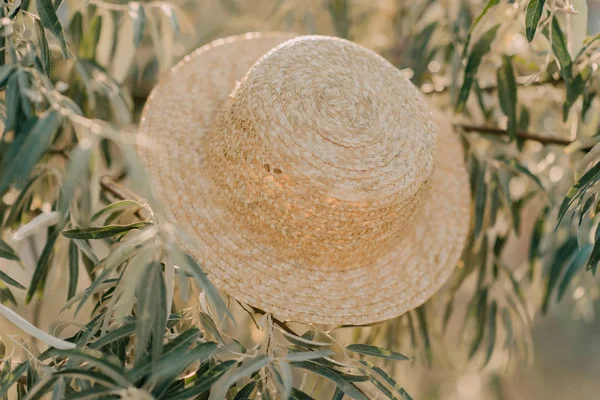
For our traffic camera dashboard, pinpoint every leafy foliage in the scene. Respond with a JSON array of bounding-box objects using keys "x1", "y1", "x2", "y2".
[{"x1": 0, "y1": 0, "x2": 599, "y2": 399}]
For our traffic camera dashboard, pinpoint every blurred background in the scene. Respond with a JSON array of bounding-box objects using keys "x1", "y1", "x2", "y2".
[{"x1": 2, "y1": 1, "x2": 600, "y2": 399}]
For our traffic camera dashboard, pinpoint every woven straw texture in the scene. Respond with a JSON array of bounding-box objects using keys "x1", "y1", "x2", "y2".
[{"x1": 138, "y1": 32, "x2": 471, "y2": 325}]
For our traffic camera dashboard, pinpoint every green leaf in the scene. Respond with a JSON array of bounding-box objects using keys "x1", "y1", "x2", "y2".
[
  {"x1": 558, "y1": 244, "x2": 592, "y2": 301},
  {"x1": 556, "y1": 162, "x2": 600, "y2": 227},
  {"x1": 79, "y1": 14, "x2": 102, "y2": 59},
  {"x1": 169, "y1": 245, "x2": 233, "y2": 323},
  {"x1": 358, "y1": 361, "x2": 412, "y2": 400},
  {"x1": 582, "y1": 89, "x2": 596, "y2": 121},
  {"x1": 291, "y1": 388, "x2": 315, "y2": 400},
  {"x1": 0, "y1": 238, "x2": 19, "y2": 261},
  {"x1": 456, "y1": 25, "x2": 500, "y2": 112},
  {"x1": 58, "y1": 145, "x2": 91, "y2": 215},
  {"x1": 147, "y1": 342, "x2": 217, "y2": 383},
  {"x1": 160, "y1": 4, "x2": 179, "y2": 36},
  {"x1": 525, "y1": 0, "x2": 546, "y2": 42},
  {"x1": 63, "y1": 387, "x2": 115, "y2": 400},
  {"x1": 135, "y1": 261, "x2": 167, "y2": 364},
  {"x1": 332, "y1": 388, "x2": 345, "y2": 400},
  {"x1": 281, "y1": 330, "x2": 331, "y2": 349},
  {"x1": 284, "y1": 349, "x2": 334, "y2": 362},
  {"x1": 346, "y1": 344, "x2": 411, "y2": 361},
  {"x1": 473, "y1": 162, "x2": 488, "y2": 237},
  {"x1": 469, "y1": 288, "x2": 488, "y2": 358},
  {"x1": 91, "y1": 200, "x2": 143, "y2": 222},
  {"x1": 223, "y1": 355, "x2": 271, "y2": 388},
  {"x1": 547, "y1": 17, "x2": 572, "y2": 82},
  {"x1": 67, "y1": 240, "x2": 79, "y2": 301},
  {"x1": 483, "y1": 301, "x2": 497, "y2": 366},
  {"x1": 52, "y1": 349, "x2": 130, "y2": 387},
  {"x1": 7, "y1": 0, "x2": 23, "y2": 19},
  {"x1": 497, "y1": 56, "x2": 518, "y2": 142},
  {"x1": 0, "y1": 64, "x2": 16, "y2": 89},
  {"x1": 291, "y1": 361, "x2": 369, "y2": 400},
  {"x1": 89, "y1": 322, "x2": 136, "y2": 349},
  {"x1": 36, "y1": 0, "x2": 69, "y2": 57},
  {"x1": 498, "y1": 158, "x2": 544, "y2": 191},
  {"x1": 128, "y1": 2, "x2": 146, "y2": 48},
  {"x1": 234, "y1": 380, "x2": 258, "y2": 400},
  {"x1": 463, "y1": 0, "x2": 500, "y2": 57},
  {"x1": 62, "y1": 222, "x2": 151, "y2": 239},
  {"x1": 164, "y1": 360, "x2": 236, "y2": 400},
  {"x1": 564, "y1": 67, "x2": 592, "y2": 121},
  {"x1": 542, "y1": 237, "x2": 578, "y2": 313},
  {"x1": 52, "y1": 369, "x2": 118, "y2": 388},
  {"x1": 528, "y1": 207, "x2": 547, "y2": 280},
  {"x1": 0, "y1": 110, "x2": 61, "y2": 194},
  {"x1": 34, "y1": 17, "x2": 51, "y2": 74},
  {"x1": 26, "y1": 229, "x2": 59, "y2": 303},
  {"x1": 588, "y1": 226, "x2": 600, "y2": 276},
  {"x1": 0, "y1": 361, "x2": 29, "y2": 398},
  {"x1": 0, "y1": 269, "x2": 25, "y2": 290}
]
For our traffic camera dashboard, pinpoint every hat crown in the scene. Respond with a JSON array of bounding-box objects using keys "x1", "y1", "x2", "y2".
[{"x1": 205, "y1": 36, "x2": 438, "y2": 268}]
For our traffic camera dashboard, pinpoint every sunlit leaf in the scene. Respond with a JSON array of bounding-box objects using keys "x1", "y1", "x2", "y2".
[
  {"x1": 163, "y1": 360, "x2": 236, "y2": 400},
  {"x1": 0, "y1": 110, "x2": 61, "y2": 194},
  {"x1": 134, "y1": 261, "x2": 166, "y2": 363},
  {"x1": 281, "y1": 330, "x2": 331, "y2": 349},
  {"x1": 128, "y1": 2, "x2": 147, "y2": 48},
  {"x1": 291, "y1": 361, "x2": 368, "y2": 400},
  {"x1": 556, "y1": 162, "x2": 600, "y2": 227},
  {"x1": 558, "y1": 244, "x2": 592, "y2": 300},
  {"x1": 497, "y1": 56, "x2": 517, "y2": 142},
  {"x1": 525, "y1": 0, "x2": 546, "y2": 42},
  {"x1": 62, "y1": 222, "x2": 151, "y2": 240},
  {"x1": 33, "y1": 17, "x2": 51, "y2": 74},
  {"x1": 36, "y1": 0, "x2": 69, "y2": 57},
  {"x1": 51, "y1": 349, "x2": 130, "y2": 387},
  {"x1": 542, "y1": 237, "x2": 578, "y2": 313},
  {"x1": 284, "y1": 349, "x2": 334, "y2": 362},
  {"x1": 90, "y1": 200, "x2": 143, "y2": 222},
  {"x1": 0, "y1": 361, "x2": 29, "y2": 398},
  {"x1": 359, "y1": 361, "x2": 412, "y2": 400},
  {"x1": 67, "y1": 240, "x2": 79, "y2": 301},
  {"x1": 0, "y1": 238, "x2": 19, "y2": 261},
  {"x1": 0, "y1": 269, "x2": 25, "y2": 290},
  {"x1": 346, "y1": 344, "x2": 410, "y2": 361},
  {"x1": 456, "y1": 25, "x2": 500, "y2": 112}
]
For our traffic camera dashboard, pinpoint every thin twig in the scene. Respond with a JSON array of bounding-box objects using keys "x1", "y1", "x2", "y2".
[{"x1": 456, "y1": 123, "x2": 575, "y2": 146}]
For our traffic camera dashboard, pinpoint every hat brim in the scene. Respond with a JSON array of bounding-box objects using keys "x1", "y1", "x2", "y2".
[{"x1": 138, "y1": 33, "x2": 471, "y2": 325}]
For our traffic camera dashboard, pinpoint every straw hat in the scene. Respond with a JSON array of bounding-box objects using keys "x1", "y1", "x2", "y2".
[{"x1": 138, "y1": 32, "x2": 471, "y2": 325}]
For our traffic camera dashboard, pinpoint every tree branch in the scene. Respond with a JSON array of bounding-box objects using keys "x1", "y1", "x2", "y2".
[{"x1": 455, "y1": 123, "x2": 597, "y2": 151}]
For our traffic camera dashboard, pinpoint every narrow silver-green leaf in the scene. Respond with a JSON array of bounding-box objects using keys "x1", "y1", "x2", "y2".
[
  {"x1": 0, "y1": 238, "x2": 19, "y2": 261},
  {"x1": 62, "y1": 222, "x2": 151, "y2": 240},
  {"x1": 291, "y1": 361, "x2": 368, "y2": 400},
  {"x1": 284, "y1": 349, "x2": 334, "y2": 362},
  {"x1": 34, "y1": 17, "x2": 51, "y2": 73},
  {"x1": 90, "y1": 200, "x2": 143, "y2": 222},
  {"x1": 128, "y1": 2, "x2": 146, "y2": 48},
  {"x1": 36, "y1": 0, "x2": 69, "y2": 57},
  {"x1": 558, "y1": 244, "x2": 592, "y2": 300},
  {"x1": 0, "y1": 110, "x2": 61, "y2": 194},
  {"x1": 67, "y1": 240, "x2": 78, "y2": 301},
  {"x1": 0, "y1": 269, "x2": 25, "y2": 290},
  {"x1": 497, "y1": 56, "x2": 518, "y2": 142},
  {"x1": 456, "y1": 25, "x2": 500, "y2": 112},
  {"x1": 346, "y1": 344, "x2": 411, "y2": 361},
  {"x1": 525, "y1": 0, "x2": 546, "y2": 42},
  {"x1": 556, "y1": 162, "x2": 600, "y2": 227}
]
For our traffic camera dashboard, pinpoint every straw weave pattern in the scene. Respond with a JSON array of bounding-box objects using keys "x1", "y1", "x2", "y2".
[{"x1": 139, "y1": 33, "x2": 471, "y2": 324}]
